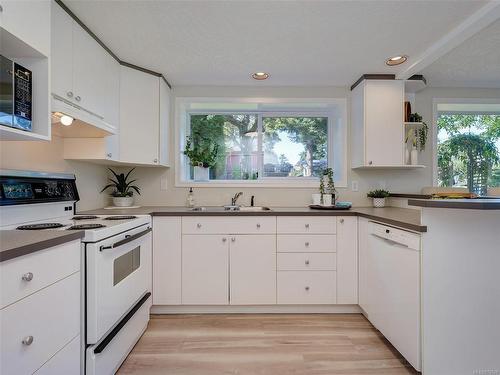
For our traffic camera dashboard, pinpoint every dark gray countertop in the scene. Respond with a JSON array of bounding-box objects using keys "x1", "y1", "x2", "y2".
[
  {"x1": 0, "y1": 230, "x2": 84, "y2": 262},
  {"x1": 81, "y1": 206, "x2": 426, "y2": 232},
  {"x1": 408, "y1": 198, "x2": 500, "y2": 210}
]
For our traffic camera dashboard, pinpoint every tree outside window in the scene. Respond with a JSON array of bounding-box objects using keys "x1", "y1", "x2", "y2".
[{"x1": 437, "y1": 114, "x2": 500, "y2": 195}]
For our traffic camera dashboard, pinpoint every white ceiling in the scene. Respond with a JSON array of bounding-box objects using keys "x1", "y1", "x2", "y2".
[
  {"x1": 422, "y1": 19, "x2": 500, "y2": 88},
  {"x1": 64, "y1": 0, "x2": 488, "y2": 87}
]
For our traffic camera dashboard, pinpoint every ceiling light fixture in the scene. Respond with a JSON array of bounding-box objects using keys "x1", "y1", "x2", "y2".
[
  {"x1": 60, "y1": 115, "x2": 74, "y2": 126},
  {"x1": 386, "y1": 55, "x2": 408, "y2": 66},
  {"x1": 252, "y1": 72, "x2": 269, "y2": 80}
]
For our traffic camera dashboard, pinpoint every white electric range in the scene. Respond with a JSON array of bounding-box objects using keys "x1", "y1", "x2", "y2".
[{"x1": 0, "y1": 170, "x2": 152, "y2": 375}]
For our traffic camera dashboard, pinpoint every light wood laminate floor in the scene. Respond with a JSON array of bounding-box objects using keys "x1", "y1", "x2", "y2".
[{"x1": 117, "y1": 314, "x2": 418, "y2": 375}]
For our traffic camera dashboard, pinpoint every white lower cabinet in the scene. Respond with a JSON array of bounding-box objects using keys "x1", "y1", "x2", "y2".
[
  {"x1": 0, "y1": 240, "x2": 81, "y2": 375},
  {"x1": 277, "y1": 271, "x2": 336, "y2": 304},
  {"x1": 230, "y1": 235, "x2": 276, "y2": 305},
  {"x1": 182, "y1": 235, "x2": 229, "y2": 305}
]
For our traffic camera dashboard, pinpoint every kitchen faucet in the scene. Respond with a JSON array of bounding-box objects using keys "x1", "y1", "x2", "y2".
[{"x1": 231, "y1": 192, "x2": 243, "y2": 206}]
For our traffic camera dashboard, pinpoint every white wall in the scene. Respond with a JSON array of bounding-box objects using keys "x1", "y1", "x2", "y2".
[
  {"x1": 0, "y1": 136, "x2": 108, "y2": 211},
  {"x1": 118, "y1": 85, "x2": 434, "y2": 208}
]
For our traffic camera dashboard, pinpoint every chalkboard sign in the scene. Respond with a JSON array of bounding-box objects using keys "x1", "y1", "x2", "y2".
[{"x1": 13, "y1": 62, "x2": 32, "y2": 131}]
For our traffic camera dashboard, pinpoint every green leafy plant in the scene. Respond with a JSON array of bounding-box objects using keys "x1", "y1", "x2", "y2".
[
  {"x1": 319, "y1": 168, "x2": 336, "y2": 204},
  {"x1": 183, "y1": 135, "x2": 220, "y2": 168},
  {"x1": 100, "y1": 168, "x2": 141, "y2": 197},
  {"x1": 407, "y1": 112, "x2": 429, "y2": 151},
  {"x1": 367, "y1": 189, "x2": 390, "y2": 198}
]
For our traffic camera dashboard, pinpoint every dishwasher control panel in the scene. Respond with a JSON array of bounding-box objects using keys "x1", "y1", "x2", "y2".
[{"x1": 369, "y1": 221, "x2": 420, "y2": 250}]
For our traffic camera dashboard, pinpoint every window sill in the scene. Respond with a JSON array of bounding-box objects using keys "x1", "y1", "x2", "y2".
[{"x1": 176, "y1": 179, "x2": 347, "y2": 189}]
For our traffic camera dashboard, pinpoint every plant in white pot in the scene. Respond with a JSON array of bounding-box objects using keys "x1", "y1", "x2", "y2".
[
  {"x1": 183, "y1": 135, "x2": 219, "y2": 181},
  {"x1": 100, "y1": 168, "x2": 140, "y2": 207},
  {"x1": 367, "y1": 189, "x2": 390, "y2": 208}
]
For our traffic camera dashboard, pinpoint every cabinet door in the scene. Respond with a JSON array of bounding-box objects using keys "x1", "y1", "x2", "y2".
[
  {"x1": 100, "y1": 53, "x2": 120, "y2": 130},
  {"x1": 153, "y1": 217, "x2": 182, "y2": 305},
  {"x1": 364, "y1": 80, "x2": 404, "y2": 166},
  {"x1": 159, "y1": 78, "x2": 171, "y2": 166},
  {"x1": 336, "y1": 217, "x2": 358, "y2": 304},
  {"x1": 51, "y1": 2, "x2": 73, "y2": 100},
  {"x1": 230, "y1": 235, "x2": 276, "y2": 305},
  {"x1": 182, "y1": 235, "x2": 229, "y2": 305},
  {"x1": 119, "y1": 66, "x2": 160, "y2": 164},
  {"x1": 72, "y1": 22, "x2": 110, "y2": 119}
]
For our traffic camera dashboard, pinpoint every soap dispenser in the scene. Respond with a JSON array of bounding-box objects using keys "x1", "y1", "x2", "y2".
[{"x1": 186, "y1": 187, "x2": 195, "y2": 208}]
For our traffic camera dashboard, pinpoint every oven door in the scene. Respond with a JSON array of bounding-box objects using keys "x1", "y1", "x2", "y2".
[{"x1": 86, "y1": 224, "x2": 152, "y2": 344}]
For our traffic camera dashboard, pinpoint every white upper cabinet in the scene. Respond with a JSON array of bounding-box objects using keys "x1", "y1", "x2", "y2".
[
  {"x1": 51, "y1": 2, "x2": 119, "y2": 133},
  {"x1": 351, "y1": 79, "x2": 405, "y2": 168},
  {"x1": 1, "y1": 0, "x2": 51, "y2": 56},
  {"x1": 119, "y1": 66, "x2": 171, "y2": 166}
]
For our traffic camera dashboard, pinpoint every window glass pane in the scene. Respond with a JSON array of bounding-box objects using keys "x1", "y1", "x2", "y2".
[
  {"x1": 437, "y1": 113, "x2": 500, "y2": 195},
  {"x1": 189, "y1": 114, "x2": 259, "y2": 180},
  {"x1": 262, "y1": 117, "x2": 328, "y2": 177}
]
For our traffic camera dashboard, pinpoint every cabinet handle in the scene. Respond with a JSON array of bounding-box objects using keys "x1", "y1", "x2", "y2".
[
  {"x1": 75, "y1": 96, "x2": 81, "y2": 102},
  {"x1": 256, "y1": 223, "x2": 261, "y2": 228},
  {"x1": 305, "y1": 286, "x2": 310, "y2": 291},
  {"x1": 386, "y1": 229, "x2": 390, "y2": 234},
  {"x1": 106, "y1": 153, "x2": 112, "y2": 158},
  {"x1": 305, "y1": 242, "x2": 310, "y2": 247},
  {"x1": 22, "y1": 336, "x2": 34, "y2": 346},
  {"x1": 153, "y1": 158, "x2": 158, "y2": 163},
  {"x1": 197, "y1": 223, "x2": 202, "y2": 228},
  {"x1": 305, "y1": 223, "x2": 310, "y2": 229},
  {"x1": 231, "y1": 237, "x2": 236, "y2": 242},
  {"x1": 66, "y1": 91, "x2": 73, "y2": 98},
  {"x1": 222, "y1": 238, "x2": 227, "y2": 243},
  {"x1": 368, "y1": 160, "x2": 373, "y2": 165},
  {"x1": 22, "y1": 272, "x2": 33, "y2": 282},
  {"x1": 305, "y1": 260, "x2": 310, "y2": 265},
  {"x1": 0, "y1": 5, "x2": 3, "y2": 12},
  {"x1": 340, "y1": 218, "x2": 344, "y2": 224}
]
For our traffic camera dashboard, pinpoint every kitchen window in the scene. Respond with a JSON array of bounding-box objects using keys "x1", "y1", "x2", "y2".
[
  {"x1": 434, "y1": 99, "x2": 500, "y2": 195},
  {"x1": 176, "y1": 99, "x2": 347, "y2": 187}
]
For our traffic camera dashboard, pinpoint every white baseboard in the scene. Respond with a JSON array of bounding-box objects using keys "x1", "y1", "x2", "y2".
[{"x1": 151, "y1": 304, "x2": 361, "y2": 314}]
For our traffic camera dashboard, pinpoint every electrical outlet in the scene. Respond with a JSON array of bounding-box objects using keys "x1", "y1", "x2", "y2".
[{"x1": 351, "y1": 180, "x2": 359, "y2": 192}]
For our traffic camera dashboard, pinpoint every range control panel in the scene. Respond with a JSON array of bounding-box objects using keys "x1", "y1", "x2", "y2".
[{"x1": 0, "y1": 173, "x2": 79, "y2": 206}]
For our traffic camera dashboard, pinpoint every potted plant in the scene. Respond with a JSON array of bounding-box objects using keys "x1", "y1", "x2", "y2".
[
  {"x1": 100, "y1": 168, "x2": 141, "y2": 207},
  {"x1": 367, "y1": 189, "x2": 390, "y2": 208},
  {"x1": 183, "y1": 136, "x2": 220, "y2": 181}
]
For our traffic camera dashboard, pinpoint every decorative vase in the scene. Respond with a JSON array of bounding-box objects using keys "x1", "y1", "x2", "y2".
[
  {"x1": 194, "y1": 166, "x2": 210, "y2": 181},
  {"x1": 113, "y1": 196, "x2": 134, "y2": 207},
  {"x1": 322, "y1": 194, "x2": 333, "y2": 206},
  {"x1": 405, "y1": 147, "x2": 411, "y2": 165},
  {"x1": 373, "y1": 198, "x2": 386, "y2": 208},
  {"x1": 411, "y1": 146, "x2": 418, "y2": 165},
  {"x1": 312, "y1": 193, "x2": 322, "y2": 206}
]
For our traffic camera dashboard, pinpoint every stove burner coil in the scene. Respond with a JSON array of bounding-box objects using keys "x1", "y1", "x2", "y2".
[
  {"x1": 72, "y1": 215, "x2": 98, "y2": 220},
  {"x1": 17, "y1": 223, "x2": 64, "y2": 230},
  {"x1": 103, "y1": 216, "x2": 137, "y2": 220},
  {"x1": 67, "y1": 224, "x2": 106, "y2": 230}
]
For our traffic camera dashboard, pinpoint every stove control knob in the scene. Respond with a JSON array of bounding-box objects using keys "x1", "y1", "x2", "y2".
[{"x1": 22, "y1": 272, "x2": 33, "y2": 282}]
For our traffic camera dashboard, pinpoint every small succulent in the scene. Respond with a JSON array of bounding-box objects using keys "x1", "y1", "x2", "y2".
[
  {"x1": 101, "y1": 168, "x2": 140, "y2": 197},
  {"x1": 367, "y1": 189, "x2": 390, "y2": 199}
]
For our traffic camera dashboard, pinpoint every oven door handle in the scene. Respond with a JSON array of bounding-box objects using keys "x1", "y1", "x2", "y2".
[{"x1": 99, "y1": 227, "x2": 151, "y2": 251}]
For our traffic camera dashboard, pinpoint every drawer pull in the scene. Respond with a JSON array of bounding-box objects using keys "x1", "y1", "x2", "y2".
[
  {"x1": 197, "y1": 223, "x2": 202, "y2": 228},
  {"x1": 22, "y1": 272, "x2": 33, "y2": 282},
  {"x1": 222, "y1": 238, "x2": 227, "y2": 242},
  {"x1": 256, "y1": 223, "x2": 261, "y2": 228},
  {"x1": 305, "y1": 242, "x2": 310, "y2": 247},
  {"x1": 22, "y1": 336, "x2": 34, "y2": 346},
  {"x1": 305, "y1": 260, "x2": 310, "y2": 265},
  {"x1": 231, "y1": 237, "x2": 236, "y2": 242},
  {"x1": 305, "y1": 286, "x2": 310, "y2": 291},
  {"x1": 386, "y1": 229, "x2": 390, "y2": 234},
  {"x1": 340, "y1": 218, "x2": 345, "y2": 224},
  {"x1": 305, "y1": 224, "x2": 310, "y2": 229}
]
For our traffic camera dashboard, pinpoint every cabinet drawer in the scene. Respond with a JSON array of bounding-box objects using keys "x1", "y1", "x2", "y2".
[
  {"x1": 0, "y1": 240, "x2": 81, "y2": 309},
  {"x1": 277, "y1": 271, "x2": 336, "y2": 304},
  {"x1": 182, "y1": 216, "x2": 276, "y2": 234},
  {"x1": 278, "y1": 253, "x2": 336, "y2": 271},
  {"x1": 277, "y1": 235, "x2": 336, "y2": 253},
  {"x1": 34, "y1": 335, "x2": 80, "y2": 375},
  {"x1": 277, "y1": 217, "x2": 336, "y2": 234},
  {"x1": 0, "y1": 272, "x2": 80, "y2": 375}
]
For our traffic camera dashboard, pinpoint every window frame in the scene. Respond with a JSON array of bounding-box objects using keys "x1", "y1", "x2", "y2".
[
  {"x1": 175, "y1": 97, "x2": 347, "y2": 188},
  {"x1": 432, "y1": 97, "x2": 500, "y2": 187}
]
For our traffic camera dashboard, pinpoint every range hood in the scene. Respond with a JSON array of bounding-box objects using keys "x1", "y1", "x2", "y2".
[{"x1": 51, "y1": 94, "x2": 117, "y2": 138}]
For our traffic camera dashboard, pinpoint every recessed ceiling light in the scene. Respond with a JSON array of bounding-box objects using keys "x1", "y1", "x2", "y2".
[
  {"x1": 386, "y1": 55, "x2": 408, "y2": 66},
  {"x1": 252, "y1": 72, "x2": 269, "y2": 80}
]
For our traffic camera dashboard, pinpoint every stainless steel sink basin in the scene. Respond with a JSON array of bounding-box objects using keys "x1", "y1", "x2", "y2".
[{"x1": 189, "y1": 206, "x2": 271, "y2": 212}]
